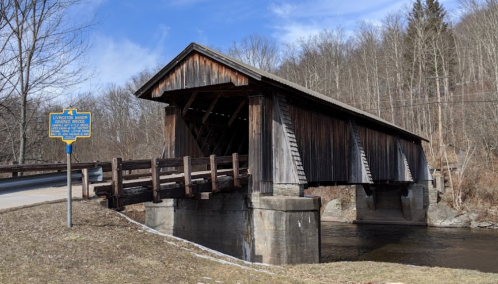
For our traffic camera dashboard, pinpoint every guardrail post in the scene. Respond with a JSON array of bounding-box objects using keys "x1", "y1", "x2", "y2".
[
  {"x1": 10, "y1": 161, "x2": 18, "y2": 177},
  {"x1": 112, "y1": 158, "x2": 124, "y2": 210},
  {"x1": 232, "y1": 153, "x2": 240, "y2": 187},
  {"x1": 81, "y1": 168, "x2": 90, "y2": 199},
  {"x1": 210, "y1": 154, "x2": 218, "y2": 192},
  {"x1": 151, "y1": 157, "x2": 161, "y2": 203},
  {"x1": 183, "y1": 156, "x2": 193, "y2": 197}
]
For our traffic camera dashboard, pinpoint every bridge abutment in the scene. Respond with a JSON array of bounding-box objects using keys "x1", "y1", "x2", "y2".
[
  {"x1": 144, "y1": 187, "x2": 321, "y2": 265},
  {"x1": 356, "y1": 181, "x2": 434, "y2": 225},
  {"x1": 247, "y1": 194, "x2": 320, "y2": 264}
]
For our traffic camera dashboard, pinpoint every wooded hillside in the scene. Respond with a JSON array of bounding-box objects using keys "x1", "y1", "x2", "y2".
[{"x1": 2, "y1": 0, "x2": 498, "y2": 210}]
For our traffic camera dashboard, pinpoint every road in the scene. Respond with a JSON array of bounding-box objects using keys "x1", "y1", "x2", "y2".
[{"x1": 0, "y1": 184, "x2": 95, "y2": 210}]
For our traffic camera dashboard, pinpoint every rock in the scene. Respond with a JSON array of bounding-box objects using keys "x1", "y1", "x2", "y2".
[
  {"x1": 322, "y1": 198, "x2": 355, "y2": 223},
  {"x1": 427, "y1": 203, "x2": 471, "y2": 228}
]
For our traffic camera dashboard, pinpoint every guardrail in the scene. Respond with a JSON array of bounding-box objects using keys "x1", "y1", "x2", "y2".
[
  {"x1": 98, "y1": 153, "x2": 248, "y2": 210},
  {"x1": 0, "y1": 153, "x2": 248, "y2": 208}
]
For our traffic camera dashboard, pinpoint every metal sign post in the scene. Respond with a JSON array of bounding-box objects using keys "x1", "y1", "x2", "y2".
[
  {"x1": 67, "y1": 143, "x2": 72, "y2": 227},
  {"x1": 49, "y1": 109, "x2": 92, "y2": 228}
]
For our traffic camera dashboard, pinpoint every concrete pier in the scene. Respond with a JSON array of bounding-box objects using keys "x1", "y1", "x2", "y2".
[
  {"x1": 355, "y1": 181, "x2": 435, "y2": 225},
  {"x1": 144, "y1": 187, "x2": 321, "y2": 265}
]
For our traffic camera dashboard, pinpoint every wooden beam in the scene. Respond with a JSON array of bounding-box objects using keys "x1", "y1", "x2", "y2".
[
  {"x1": 418, "y1": 144, "x2": 433, "y2": 181},
  {"x1": 184, "y1": 156, "x2": 193, "y2": 197},
  {"x1": 10, "y1": 161, "x2": 18, "y2": 177},
  {"x1": 348, "y1": 120, "x2": 373, "y2": 184},
  {"x1": 94, "y1": 168, "x2": 249, "y2": 197},
  {"x1": 112, "y1": 158, "x2": 124, "y2": 210},
  {"x1": 182, "y1": 91, "x2": 198, "y2": 116},
  {"x1": 151, "y1": 157, "x2": 161, "y2": 203},
  {"x1": 248, "y1": 95, "x2": 273, "y2": 194},
  {"x1": 120, "y1": 176, "x2": 249, "y2": 206},
  {"x1": 228, "y1": 98, "x2": 247, "y2": 126},
  {"x1": 396, "y1": 138, "x2": 414, "y2": 182},
  {"x1": 210, "y1": 154, "x2": 218, "y2": 192},
  {"x1": 232, "y1": 153, "x2": 240, "y2": 187},
  {"x1": 223, "y1": 132, "x2": 237, "y2": 156},
  {"x1": 202, "y1": 93, "x2": 221, "y2": 123},
  {"x1": 81, "y1": 168, "x2": 89, "y2": 200}
]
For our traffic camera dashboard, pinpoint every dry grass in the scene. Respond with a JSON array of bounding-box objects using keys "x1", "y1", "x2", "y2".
[{"x1": 1, "y1": 200, "x2": 498, "y2": 284}]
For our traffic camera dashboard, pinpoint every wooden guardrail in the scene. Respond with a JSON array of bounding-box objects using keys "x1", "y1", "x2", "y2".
[{"x1": 98, "y1": 153, "x2": 248, "y2": 210}]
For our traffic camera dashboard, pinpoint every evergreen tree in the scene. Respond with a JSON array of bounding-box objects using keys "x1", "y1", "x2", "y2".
[{"x1": 404, "y1": 0, "x2": 455, "y2": 86}]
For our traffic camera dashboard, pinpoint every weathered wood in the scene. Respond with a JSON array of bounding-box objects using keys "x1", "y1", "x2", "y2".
[
  {"x1": 184, "y1": 156, "x2": 193, "y2": 197},
  {"x1": 121, "y1": 160, "x2": 152, "y2": 171},
  {"x1": 232, "y1": 153, "x2": 240, "y2": 187},
  {"x1": 151, "y1": 158, "x2": 161, "y2": 203},
  {"x1": 182, "y1": 91, "x2": 198, "y2": 116},
  {"x1": 112, "y1": 158, "x2": 124, "y2": 210},
  {"x1": 418, "y1": 144, "x2": 433, "y2": 181},
  {"x1": 151, "y1": 52, "x2": 249, "y2": 97},
  {"x1": 122, "y1": 170, "x2": 177, "y2": 180},
  {"x1": 202, "y1": 93, "x2": 221, "y2": 123},
  {"x1": 228, "y1": 98, "x2": 247, "y2": 126},
  {"x1": 210, "y1": 154, "x2": 218, "y2": 192},
  {"x1": 121, "y1": 176, "x2": 249, "y2": 206},
  {"x1": 272, "y1": 95, "x2": 307, "y2": 186},
  {"x1": 81, "y1": 168, "x2": 89, "y2": 199},
  {"x1": 10, "y1": 161, "x2": 18, "y2": 177},
  {"x1": 348, "y1": 120, "x2": 373, "y2": 184},
  {"x1": 248, "y1": 95, "x2": 273, "y2": 194},
  {"x1": 396, "y1": 138, "x2": 414, "y2": 182},
  {"x1": 94, "y1": 168, "x2": 248, "y2": 197},
  {"x1": 164, "y1": 105, "x2": 205, "y2": 172}
]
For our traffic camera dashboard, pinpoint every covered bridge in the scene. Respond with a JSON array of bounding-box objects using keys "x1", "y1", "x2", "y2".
[{"x1": 134, "y1": 43, "x2": 433, "y2": 265}]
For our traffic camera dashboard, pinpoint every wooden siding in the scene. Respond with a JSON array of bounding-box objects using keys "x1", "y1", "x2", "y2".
[
  {"x1": 249, "y1": 95, "x2": 273, "y2": 193},
  {"x1": 152, "y1": 52, "x2": 249, "y2": 97},
  {"x1": 356, "y1": 124, "x2": 397, "y2": 181},
  {"x1": 272, "y1": 95, "x2": 307, "y2": 185},
  {"x1": 164, "y1": 106, "x2": 204, "y2": 168},
  {"x1": 349, "y1": 120, "x2": 374, "y2": 184},
  {"x1": 289, "y1": 105, "x2": 349, "y2": 183},
  {"x1": 399, "y1": 138, "x2": 421, "y2": 181}
]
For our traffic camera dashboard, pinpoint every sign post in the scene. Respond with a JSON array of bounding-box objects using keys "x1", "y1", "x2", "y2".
[{"x1": 49, "y1": 109, "x2": 91, "y2": 227}]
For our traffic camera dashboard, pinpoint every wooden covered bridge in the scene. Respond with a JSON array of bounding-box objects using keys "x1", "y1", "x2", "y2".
[{"x1": 109, "y1": 43, "x2": 433, "y2": 265}]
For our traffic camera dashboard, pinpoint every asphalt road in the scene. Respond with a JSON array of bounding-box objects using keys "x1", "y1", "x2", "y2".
[{"x1": 0, "y1": 184, "x2": 94, "y2": 210}]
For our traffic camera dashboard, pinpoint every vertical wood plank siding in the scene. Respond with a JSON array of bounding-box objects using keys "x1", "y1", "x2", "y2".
[
  {"x1": 289, "y1": 104, "x2": 423, "y2": 183},
  {"x1": 288, "y1": 105, "x2": 349, "y2": 183},
  {"x1": 152, "y1": 53, "x2": 249, "y2": 97},
  {"x1": 356, "y1": 125, "x2": 397, "y2": 181},
  {"x1": 164, "y1": 106, "x2": 204, "y2": 159},
  {"x1": 249, "y1": 95, "x2": 273, "y2": 193},
  {"x1": 400, "y1": 139, "x2": 421, "y2": 181}
]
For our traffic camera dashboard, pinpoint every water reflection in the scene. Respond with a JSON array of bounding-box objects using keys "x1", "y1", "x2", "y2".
[{"x1": 321, "y1": 222, "x2": 498, "y2": 273}]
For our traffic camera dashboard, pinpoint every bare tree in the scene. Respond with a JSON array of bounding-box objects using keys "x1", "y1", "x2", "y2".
[
  {"x1": 0, "y1": 0, "x2": 92, "y2": 164},
  {"x1": 227, "y1": 34, "x2": 280, "y2": 72}
]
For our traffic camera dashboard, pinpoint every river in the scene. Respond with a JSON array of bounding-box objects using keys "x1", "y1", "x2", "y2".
[{"x1": 321, "y1": 222, "x2": 498, "y2": 273}]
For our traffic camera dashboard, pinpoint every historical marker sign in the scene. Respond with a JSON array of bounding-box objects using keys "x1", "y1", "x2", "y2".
[
  {"x1": 48, "y1": 108, "x2": 92, "y2": 228},
  {"x1": 49, "y1": 109, "x2": 91, "y2": 144}
]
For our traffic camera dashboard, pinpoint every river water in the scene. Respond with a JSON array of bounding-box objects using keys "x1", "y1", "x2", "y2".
[{"x1": 321, "y1": 222, "x2": 498, "y2": 273}]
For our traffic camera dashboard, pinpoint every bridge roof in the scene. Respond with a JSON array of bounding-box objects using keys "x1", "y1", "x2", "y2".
[{"x1": 135, "y1": 42, "x2": 427, "y2": 142}]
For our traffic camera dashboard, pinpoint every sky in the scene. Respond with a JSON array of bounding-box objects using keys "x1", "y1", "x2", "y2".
[{"x1": 74, "y1": 0, "x2": 461, "y2": 95}]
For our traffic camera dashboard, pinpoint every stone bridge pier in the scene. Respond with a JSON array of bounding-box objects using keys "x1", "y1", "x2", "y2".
[
  {"x1": 144, "y1": 187, "x2": 321, "y2": 265},
  {"x1": 356, "y1": 180, "x2": 436, "y2": 225}
]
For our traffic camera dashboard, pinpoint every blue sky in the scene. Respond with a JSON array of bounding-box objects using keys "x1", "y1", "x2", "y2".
[{"x1": 75, "y1": 0, "x2": 460, "y2": 94}]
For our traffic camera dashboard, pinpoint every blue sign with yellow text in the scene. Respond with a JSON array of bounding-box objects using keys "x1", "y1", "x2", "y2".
[{"x1": 49, "y1": 109, "x2": 92, "y2": 144}]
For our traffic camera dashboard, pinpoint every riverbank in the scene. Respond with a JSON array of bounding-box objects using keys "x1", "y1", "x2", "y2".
[
  {"x1": 306, "y1": 185, "x2": 498, "y2": 229},
  {"x1": 1, "y1": 200, "x2": 498, "y2": 284}
]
